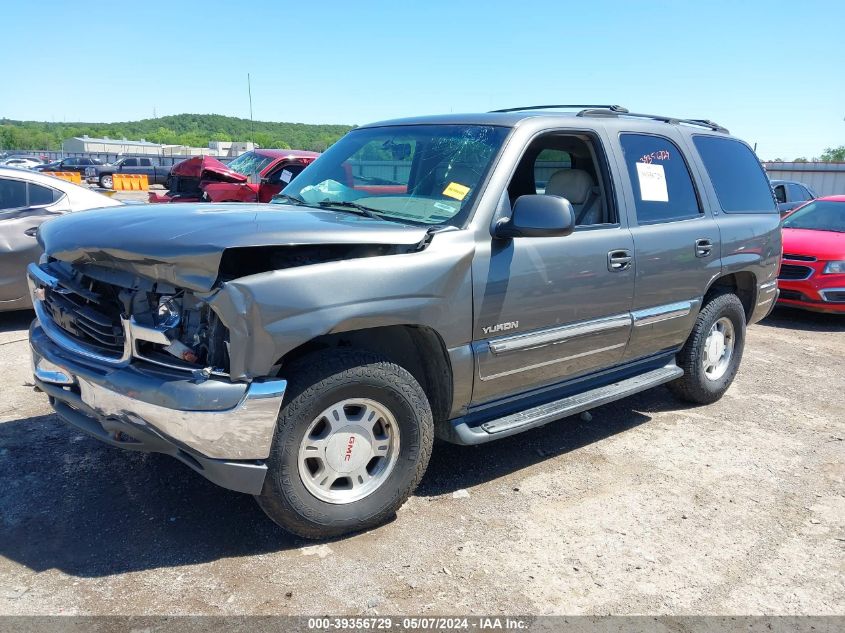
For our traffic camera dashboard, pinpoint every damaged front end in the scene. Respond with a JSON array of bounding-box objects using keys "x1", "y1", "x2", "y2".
[
  {"x1": 32, "y1": 259, "x2": 231, "y2": 378},
  {"x1": 149, "y1": 156, "x2": 247, "y2": 204}
]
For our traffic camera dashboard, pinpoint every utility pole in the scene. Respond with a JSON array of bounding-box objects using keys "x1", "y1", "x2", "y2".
[{"x1": 247, "y1": 73, "x2": 255, "y2": 148}]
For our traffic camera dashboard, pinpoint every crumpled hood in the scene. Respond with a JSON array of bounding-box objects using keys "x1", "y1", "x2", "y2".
[
  {"x1": 171, "y1": 156, "x2": 247, "y2": 182},
  {"x1": 38, "y1": 203, "x2": 428, "y2": 292}
]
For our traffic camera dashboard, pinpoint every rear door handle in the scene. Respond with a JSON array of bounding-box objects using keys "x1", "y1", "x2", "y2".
[
  {"x1": 607, "y1": 249, "x2": 633, "y2": 272},
  {"x1": 24, "y1": 227, "x2": 38, "y2": 238},
  {"x1": 695, "y1": 238, "x2": 713, "y2": 258}
]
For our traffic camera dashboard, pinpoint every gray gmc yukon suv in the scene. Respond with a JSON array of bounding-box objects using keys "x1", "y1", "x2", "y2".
[{"x1": 28, "y1": 105, "x2": 781, "y2": 538}]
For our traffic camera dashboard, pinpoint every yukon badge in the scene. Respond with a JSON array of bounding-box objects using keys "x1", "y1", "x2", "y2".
[{"x1": 482, "y1": 321, "x2": 519, "y2": 335}]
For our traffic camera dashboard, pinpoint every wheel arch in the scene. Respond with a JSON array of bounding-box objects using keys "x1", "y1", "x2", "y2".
[
  {"x1": 704, "y1": 271, "x2": 757, "y2": 321},
  {"x1": 277, "y1": 324, "x2": 454, "y2": 424}
]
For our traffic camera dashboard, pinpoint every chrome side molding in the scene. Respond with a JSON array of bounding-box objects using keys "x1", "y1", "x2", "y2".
[
  {"x1": 488, "y1": 314, "x2": 631, "y2": 355},
  {"x1": 632, "y1": 300, "x2": 695, "y2": 327}
]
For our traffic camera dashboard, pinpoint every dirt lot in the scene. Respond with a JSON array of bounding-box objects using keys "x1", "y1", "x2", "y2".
[{"x1": 0, "y1": 307, "x2": 842, "y2": 615}]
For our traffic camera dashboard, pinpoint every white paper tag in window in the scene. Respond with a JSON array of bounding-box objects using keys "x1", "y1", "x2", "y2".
[
  {"x1": 280, "y1": 169, "x2": 293, "y2": 184},
  {"x1": 635, "y1": 162, "x2": 669, "y2": 202}
]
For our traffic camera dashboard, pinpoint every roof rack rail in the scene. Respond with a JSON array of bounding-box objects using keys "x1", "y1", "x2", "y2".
[
  {"x1": 489, "y1": 104, "x2": 629, "y2": 114},
  {"x1": 576, "y1": 108, "x2": 729, "y2": 133}
]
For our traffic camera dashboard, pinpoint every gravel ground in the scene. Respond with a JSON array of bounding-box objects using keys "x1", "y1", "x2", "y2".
[{"x1": 0, "y1": 307, "x2": 842, "y2": 615}]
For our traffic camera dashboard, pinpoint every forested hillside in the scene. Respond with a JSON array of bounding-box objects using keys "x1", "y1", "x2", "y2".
[{"x1": 0, "y1": 114, "x2": 355, "y2": 152}]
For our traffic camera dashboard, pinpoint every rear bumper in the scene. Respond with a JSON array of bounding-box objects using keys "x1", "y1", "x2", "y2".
[{"x1": 29, "y1": 323, "x2": 286, "y2": 494}]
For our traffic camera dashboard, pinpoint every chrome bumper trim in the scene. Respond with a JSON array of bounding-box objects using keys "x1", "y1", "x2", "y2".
[
  {"x1": 819, "y1": 288, "x2": 845, "y2": 303},
  {"x1": 31, "y1": 325, "x2": 286, "y2": 460}
]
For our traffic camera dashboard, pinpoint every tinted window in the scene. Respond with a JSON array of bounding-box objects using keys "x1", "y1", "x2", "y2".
[
  {"x1": 139, "y1": 158, "x2": 152, "y2": 166},
  {"x1": 122, "y1": 158, "x2": 138, "y2": 167},
  {"x1": 0, "y1": 178, "x2": 28, "y2": 210},
  {"x1": 620, "y1": 134, "x2": 700, "y2": 223},
  {"x1": 787, "y1": 183, "x2": 810, "y2": 202},
  {"x1": 693, "y1": 136, "x2": 776, "y2": 213},
  {"x1": 62, "y1": 159, "x2": 77, "y2": 167},
  {"x1": 28, "y1": 183, "x2": 58, "y2": 206},
  {"x1": 773, "y1": 184, "x2": 787, "y2": 204}
]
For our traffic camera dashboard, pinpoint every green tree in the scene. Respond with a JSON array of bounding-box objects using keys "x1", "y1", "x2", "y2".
[{"x1": 820, "y1": 146, "x2": 845, "y2": 162}]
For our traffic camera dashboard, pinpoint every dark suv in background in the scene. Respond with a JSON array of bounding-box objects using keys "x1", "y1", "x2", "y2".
[
  {"x1": 34, "y1": 156, "x2": 103, "y2": 176},
  {"x1": 28, "y1": 105, "x2": 781, "y2": 538},
  {"x1": 771, "y1": 178, "x2": 818, "y2": 215}
]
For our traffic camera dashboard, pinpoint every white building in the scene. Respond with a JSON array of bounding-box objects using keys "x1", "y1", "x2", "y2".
[
  {"x1": 62, "y1": 135, "x2": 163, "y2": 156},
  {"x1": 62, "y1": 136, "x2": 257, "y2": 158}
]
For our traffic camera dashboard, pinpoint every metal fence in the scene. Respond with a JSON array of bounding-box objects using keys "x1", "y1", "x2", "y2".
[
  {"x1": 0, "y1": 150, "x2": 232, "y2": 168},
  {"x1": 762, "y1": 161, "x2": 845, "y2": 197}
]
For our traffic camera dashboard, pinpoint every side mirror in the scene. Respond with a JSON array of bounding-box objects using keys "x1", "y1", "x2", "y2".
[{"x1": 494, "y1": 194, "x2": 575, "y2": 239}]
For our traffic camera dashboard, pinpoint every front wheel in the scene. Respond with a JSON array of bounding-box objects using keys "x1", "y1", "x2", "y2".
[
  {"x1": 99, "y1": 174, "x2": 113, "y2": 189},
  {"x1": 668, "y1": 292, "x2": 746, "y2": 404},
  {"x1": 256, "y1": 349, "x2": 434, "y2": 539}
]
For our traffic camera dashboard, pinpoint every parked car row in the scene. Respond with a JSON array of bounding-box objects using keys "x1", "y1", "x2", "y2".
[
  {"x1": 0, "y1": 155, "x2": 48, "y2": 169},
  {"x1": 148, "y1": 149, "x2": 319, "y2": 203}
]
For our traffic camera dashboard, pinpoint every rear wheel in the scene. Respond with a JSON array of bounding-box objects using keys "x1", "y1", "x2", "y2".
[
  {"x1": 256, "y1": 349, "x2": 433, "y2": 539},
  {"x1": 668, "y1": 292, "x2": 746, "y2": 404}
]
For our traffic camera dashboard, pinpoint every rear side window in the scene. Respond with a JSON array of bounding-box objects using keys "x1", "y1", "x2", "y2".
[
  {"x1": 0, "y1": 178, "x2": 27, "y2": 210},
  {"x1": 693, "y1": 136, "x2": 776, "y2": 213},
  {"x1": 28, "y1": 183, "x2": 59, "y2": 206},
  {"x1": 620, "y1": 133, "x2": 701, "y2": 224},
  {"x1": 787, "y1": 182, "x2": 810, "y2": 202}
]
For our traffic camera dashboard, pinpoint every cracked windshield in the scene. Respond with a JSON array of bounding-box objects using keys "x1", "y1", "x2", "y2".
[{"x1": 273, "y1": 124, "x2": 509, "y2": 226}]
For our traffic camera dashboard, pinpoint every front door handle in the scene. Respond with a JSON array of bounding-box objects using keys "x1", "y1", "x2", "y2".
[
  {"x1": 607, "y1": 249, "x2": 633, "y2": 272},
  {"x1": 24, "y1": 227, "x2": 38, "y2": 238},
  {"x1": 695, "y1": 238, "x2": 713, "y2": 258}
]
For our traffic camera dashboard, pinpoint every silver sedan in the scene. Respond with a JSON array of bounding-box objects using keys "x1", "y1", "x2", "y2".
[{"x1": 0, "y1": 167, "x2": 123, "y2": 311}]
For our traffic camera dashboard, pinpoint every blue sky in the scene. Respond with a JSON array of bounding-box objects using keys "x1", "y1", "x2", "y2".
[{"x1": 2, "y1": 0, "x2": 843, "y2": 159}]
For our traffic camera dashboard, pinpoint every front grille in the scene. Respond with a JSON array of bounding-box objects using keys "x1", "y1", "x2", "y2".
[
  {"x1": 821, "y1": 290, "x2": 845, "y2": 303},
  {"x1": 778, "y1": 289, "x2": 807, "y2": 302},
  {"x1": 41, "y1": 263, "x2": 126, "y2": 357},
  {"x1": 783, "y1": 253, "x2": 816, "y2": 262},
  {"x1": 778, "y1": 264, "x2": 813, "y2": 280}
]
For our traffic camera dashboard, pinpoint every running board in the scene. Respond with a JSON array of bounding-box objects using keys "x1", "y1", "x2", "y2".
[{"x1": 448, "y1": 363, "x2": 683, "y2": 445}]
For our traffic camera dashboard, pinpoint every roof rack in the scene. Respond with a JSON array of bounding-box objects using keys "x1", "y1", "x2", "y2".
[
  {"x1": 489, "y1": 104, "x2": 629, "y2": 114},
  {"x1": 577, "y1": 108, "x2": 729, "y2": 133}
]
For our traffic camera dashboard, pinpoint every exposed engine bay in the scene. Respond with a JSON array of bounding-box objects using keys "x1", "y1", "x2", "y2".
[{"x1": 42, "y1": 260, "x2": 230, "y2": 375}]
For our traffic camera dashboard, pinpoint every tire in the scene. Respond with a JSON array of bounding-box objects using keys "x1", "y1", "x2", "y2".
[
  {"x1": 99, "y1": 174, "x2": 113, "y2": 189},
  {"x1": 256, "y1": 349, "x2": 434, "y2": 539},
  {"x1": 668, "y1": 292, "x2": 746, "y2": 404}
]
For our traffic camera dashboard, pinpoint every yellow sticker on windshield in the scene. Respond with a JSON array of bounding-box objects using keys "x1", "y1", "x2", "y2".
[{"x1": 443, "y1": 181, "x2": 470, "y2": 201}]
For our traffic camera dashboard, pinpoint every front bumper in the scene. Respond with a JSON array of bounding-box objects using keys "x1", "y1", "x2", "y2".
[
  {"x1": 777, "y1": 279, "x2": 845, "y2": 314},
  {"x1": 27, "y1": 257, "x2": 288, "y2": 495},
  {"x1": 30, "y1": 324, "x2": 286, "y2": 494}
]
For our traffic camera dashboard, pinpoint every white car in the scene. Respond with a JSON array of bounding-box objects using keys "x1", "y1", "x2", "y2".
[
  {"x1": 0, "y1": 157, "x2": 43, "y2": 170},
  {"x1": 0, "y1": 166, "x2": 123, "y2": 311}
]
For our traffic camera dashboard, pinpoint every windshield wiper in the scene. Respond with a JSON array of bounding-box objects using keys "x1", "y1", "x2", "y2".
[
  {"x1": 317, "y1": 200, "x2": 384, "y2": 220},
  {"x1": 272, "y1": 193, "x2": 308, "y2": 206}
]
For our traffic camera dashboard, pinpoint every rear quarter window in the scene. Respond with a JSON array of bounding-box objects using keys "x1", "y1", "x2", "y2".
[{"x1": 693, "y1": 136, "x2": 777, "y2": 213}]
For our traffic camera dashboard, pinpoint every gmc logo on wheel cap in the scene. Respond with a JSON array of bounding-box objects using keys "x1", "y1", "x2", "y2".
[{"x1": 343, "y1": 436, "x2": 356, "y2": 461}]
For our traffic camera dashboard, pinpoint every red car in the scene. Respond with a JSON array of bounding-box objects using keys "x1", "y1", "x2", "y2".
[
  {"x1": 777, "y1": 195, "x2": 845, "y2": 313},
  {"x1": 149, "y1": 149, "x2": 319, "y2": 204}
]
